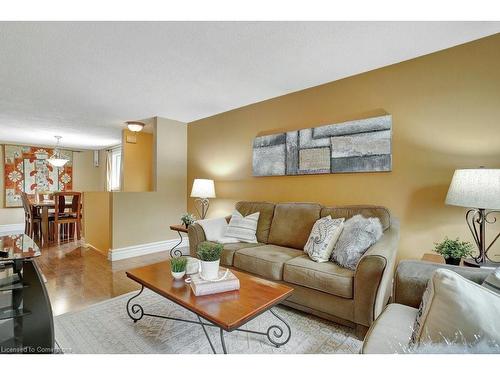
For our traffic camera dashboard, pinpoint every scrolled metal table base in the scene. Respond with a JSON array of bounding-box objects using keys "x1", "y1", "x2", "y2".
[
  {"x1": 125, "y1": 287, "x2": 292, "y2": 354},
  {"x1": 169, "y1": 230, "x2": 184, "y2": 258}
]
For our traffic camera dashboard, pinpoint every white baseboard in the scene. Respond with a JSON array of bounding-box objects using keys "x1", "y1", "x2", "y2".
[
  {"x1": 0, "y1": 223, "x2": 24, "y2": 234},
  {"x1": 108, "y1": 237, "x2": 190, "y2": 261}
]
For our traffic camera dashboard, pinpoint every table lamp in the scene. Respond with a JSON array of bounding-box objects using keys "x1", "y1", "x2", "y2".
[
  {"x1": 445, "y1": 168, "x2": 500, "y2": 267},
  {"x1": 190, "y1": 179, "x2": 216, "y2": 219}
]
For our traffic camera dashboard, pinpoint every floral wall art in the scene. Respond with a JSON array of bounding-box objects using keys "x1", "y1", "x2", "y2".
[
  {"x1": 3, "y1": 145, "x2": 73, "y2": 208},
  {"x1": 252, "y1": 114, "x2": 392, "y2": 176}
]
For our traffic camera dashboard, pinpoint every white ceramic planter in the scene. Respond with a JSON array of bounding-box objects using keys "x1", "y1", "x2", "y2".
[
  {"x1": 185, "y1": 257, "x2": 200, "y2": 275},
  {"x1": 200, "y1": 259, "x2": 220, "y2": 280},
  {"x1": 171, "y1": 270, "x2": 186, "y2": 280}
]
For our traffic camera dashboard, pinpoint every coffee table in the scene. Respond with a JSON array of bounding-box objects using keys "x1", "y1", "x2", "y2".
[{"x1": 125, "y1": 261, "x2": 294, "y2": 354}]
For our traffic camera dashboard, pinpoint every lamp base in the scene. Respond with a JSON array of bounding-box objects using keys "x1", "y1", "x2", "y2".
[{"x1": 463, "y1": 258, "x2": 499, "y2": 269}]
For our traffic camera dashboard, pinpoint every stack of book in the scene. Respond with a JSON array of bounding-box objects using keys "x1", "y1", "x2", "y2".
[{"x1": 190, "y1": 269, "x2": 240, "y2": 296}]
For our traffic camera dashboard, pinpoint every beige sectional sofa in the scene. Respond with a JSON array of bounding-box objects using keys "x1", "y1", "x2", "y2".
[{"x1": 188, "y1": 201, "x2": 400, "y2": 337}]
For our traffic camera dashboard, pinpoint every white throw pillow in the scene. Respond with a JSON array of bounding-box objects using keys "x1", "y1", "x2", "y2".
[
  {"x1": 224, "y1": 210, "x2": 260, "y2": 243},
  {"x1": 197, "y1": 217, "x2": 240, "y2": 244},
  {"x1": 482, "y1": 267, "x2": 500, "y2": 295},
  {"x1": 304, "y1": 216, "x2": 344, "y2": 262},
  {"x1": 410, "y1": 269, "x2": 500, "y2": 348},
  {"x1": 330, "y1": 215, "x2": 383, "y2": 270}
]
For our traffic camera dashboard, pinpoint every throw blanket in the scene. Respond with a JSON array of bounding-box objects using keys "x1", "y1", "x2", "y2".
[{"x1": 197, "y1": 217, "x2": 240, "y2": 244}]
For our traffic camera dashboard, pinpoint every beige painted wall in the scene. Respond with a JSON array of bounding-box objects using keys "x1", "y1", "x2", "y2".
[
  {"x1": 83, "y1": 191, "x2": 112, "y2": 254},
  {"x1": 73, "y1": 150, "x2": 106, "y2": 192},
  {"x1": 187, "y1": 34, "x2": 500, "y2": 261},
  {"x1": 122, "y1": 130, "x2": 153, "y2": 192},
  {"x1": 110, "y1": 117, "x2": 187, "y2": 249}
]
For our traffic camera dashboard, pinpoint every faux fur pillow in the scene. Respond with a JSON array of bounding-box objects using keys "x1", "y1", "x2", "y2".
[{"x1": 330, "y1": 214, "x2": 383, "y2": 270}]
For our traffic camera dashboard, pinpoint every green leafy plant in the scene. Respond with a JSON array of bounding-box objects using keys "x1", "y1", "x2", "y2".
[
  {"x1": 180, "y1": 213, "x2": 196, "y2": 227},
  {"x1": 170, "y1": 256, "x2": 188, "y2": 272},
  {"x1": 197, "y1": 241, "x2": 223, "y2": 262},
  {"x1": 433, "y1": 237, "x2": 474, "y2": 260}
]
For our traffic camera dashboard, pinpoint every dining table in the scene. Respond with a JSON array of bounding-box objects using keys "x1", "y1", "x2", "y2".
[{"x1": 28, "y1": 197, "x2": 72, "y2": 248}]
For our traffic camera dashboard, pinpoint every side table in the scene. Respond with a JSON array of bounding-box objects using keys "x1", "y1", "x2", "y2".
[
  {"x1": 421, "y1": 253, "x2": 464, "y2": 266},
  {"x1": 169, "y1": 224, "x2": 188, "y2": 258}
]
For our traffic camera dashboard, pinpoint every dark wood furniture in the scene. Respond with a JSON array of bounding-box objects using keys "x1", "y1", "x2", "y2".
[
  {"x1": 54, "y1": 192, "x2": 82, "y2": 243},
  {"x1": 20, "y1": 192, "x2": 42, "y2": 240},
  {"x1": 126, "y1": 261, "x2": 293, "y2": 353},
  {"x1": 0, "y1": 234, "x2": 54, "y2": 353},
  {"x1": 28, "y1": 195, "x2": 76, "y2": 247},
  {"x1": 169, "y1": 224, "x2": 189, "y2": 257}
]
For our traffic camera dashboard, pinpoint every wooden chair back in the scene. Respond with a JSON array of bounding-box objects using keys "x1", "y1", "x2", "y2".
[
  {"x1": 54, "y1": 192, "x2": 82, "y2": 218},
  {"x1": 21, "y1": 192, "x2": 32, "y2": 219}
]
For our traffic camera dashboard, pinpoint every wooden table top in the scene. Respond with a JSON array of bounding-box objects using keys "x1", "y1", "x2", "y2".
[
  {"x1": 126, "y1": 261, "x2": 294, "y2": 331},
  {"x1": 169, "y1": 224, "x2": 189, "y2": 233},
  {"x1": 421, "y1": 253, "x2": 464, "y2": 266}
]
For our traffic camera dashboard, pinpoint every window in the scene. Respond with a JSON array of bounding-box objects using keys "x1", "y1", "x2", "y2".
[{"x1": 109, "y1": 147, "x2": 122, "y2": 191}]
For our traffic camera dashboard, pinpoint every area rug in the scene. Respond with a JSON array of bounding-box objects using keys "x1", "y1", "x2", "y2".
[{"x1": 55, "y1": 289, "x2": 362, "y2": 354}]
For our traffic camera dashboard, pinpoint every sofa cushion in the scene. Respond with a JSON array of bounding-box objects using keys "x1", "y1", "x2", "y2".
[
  {"x1": 268, "y1": 203, "x2": 321, "y2": 249},
  {"x1": 410, "y1": 268, "x2": 500, "y2": 347},
  {"x1": 233, "y1": 244, "x2": 303, "y2": 280},
  {"x1": 361, "y1": 303, "x2": 418, "y2": 354},
  {"x1": 219, "y1": 242, "x2": 264, "y2": 267},
  {"x1": 284, "y1": 255, "x2": 354, "y2": 298},
  {"x1": 235, "y1": 201, "x2": 275, "y2": 243},
  {"x1": 321, "y1": 205, "x2": 391, "y2": 231}
]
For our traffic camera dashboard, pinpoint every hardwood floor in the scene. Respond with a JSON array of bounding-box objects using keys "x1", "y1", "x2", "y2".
[{"x1": 34, "y1": 239, "x2": 186, "y2": 316}]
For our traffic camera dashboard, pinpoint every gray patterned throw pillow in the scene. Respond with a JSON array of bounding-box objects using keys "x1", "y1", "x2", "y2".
[
  {"x1": 304, "y1": 216, "x2": 344, "y2": 262},
  {"x1": 330, "y1": 214, "x2": 383, "y2": 270}
]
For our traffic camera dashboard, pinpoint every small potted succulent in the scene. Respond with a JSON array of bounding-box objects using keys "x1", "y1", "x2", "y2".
[
  {"x1": 197, "y1": 241, "x2": 223, "y2": 280},
  {"x1": 180, "y1": 213, "x2": 196, "y2": 228},
  {"x1": 170, "y1": 256, "x2": 188, "y2": 280},
  {"x1": 433, "y1": 237, "x2": 474, "y2": 265}
]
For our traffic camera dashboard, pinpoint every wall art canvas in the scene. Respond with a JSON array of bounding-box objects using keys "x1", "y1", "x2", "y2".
[
  {"x1": 252, "y1": 114, "x2": 392, "y2": 176},
  {"x1": 3, "y1": 145, "x2": 73, "y2": 208}
]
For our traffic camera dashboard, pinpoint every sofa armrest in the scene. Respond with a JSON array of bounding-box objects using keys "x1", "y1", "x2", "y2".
[
  {"x1": 394, "y1": 260, "x2": 492, "y2": 308},
  {"x1": 187, "y1": 223, "x2": 206, "y2": 257},
  {"x1": 354, "y1": 218, "x2": 400, "y2": 328}
]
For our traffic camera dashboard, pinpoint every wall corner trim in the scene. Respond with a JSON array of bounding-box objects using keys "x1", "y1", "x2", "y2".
[
  {"x1": 108, "y1": 237, "x2": 189, "y2": 261},
  {"x1": 0, "y1": 223, "x2": 25, "y2": 234}
]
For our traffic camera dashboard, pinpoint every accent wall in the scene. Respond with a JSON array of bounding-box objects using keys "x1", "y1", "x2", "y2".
[{"x1": 187, "y1": 33, "x2": 500, "y2": 261}]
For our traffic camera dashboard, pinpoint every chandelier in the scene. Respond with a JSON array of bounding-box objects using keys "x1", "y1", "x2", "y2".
[{"x1": 47, "y1": 136, "x2": 69, "y2": 167}]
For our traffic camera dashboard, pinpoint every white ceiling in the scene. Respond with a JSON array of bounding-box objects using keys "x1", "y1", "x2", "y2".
[{"x1": 0, "y1": 22, "x2": 499, "y2": 149}]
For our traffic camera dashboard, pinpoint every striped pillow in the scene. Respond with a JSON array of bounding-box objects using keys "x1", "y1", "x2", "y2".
[
  {"x1": 225, "y1": 210, "x2": 260, "y2": 243},
  {"x1": 482, "y1": 267, "x2": 500, "y2": 295}
]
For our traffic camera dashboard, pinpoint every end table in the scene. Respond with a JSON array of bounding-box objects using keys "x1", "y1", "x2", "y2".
[{"x1": 169, "y1": 224, "x2": 188, "y2": 258}]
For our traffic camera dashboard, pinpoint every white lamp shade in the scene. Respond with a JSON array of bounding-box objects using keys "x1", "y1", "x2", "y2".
[
  {"x1": 445, "y1": 169, "x2": 500, "y2": 209},
  {"x1": 47, "y1": 158, "x2": 68, "y2": 167},
  {"x1": 190, "y1": 179, "x2": 216, "y2": 198}
]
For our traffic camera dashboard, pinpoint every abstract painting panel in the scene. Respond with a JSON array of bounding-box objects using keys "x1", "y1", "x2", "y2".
[
  {"x1": 3, "y1": 145, "x2": 73, "y2": 207},
  {"x1": 252, "y1": 114, "x2": 392, "y2": 176}
]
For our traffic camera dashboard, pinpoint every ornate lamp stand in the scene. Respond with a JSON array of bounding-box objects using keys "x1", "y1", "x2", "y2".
[{"x1": 464, "y1": 208, "x2": 500, "y2": 267}]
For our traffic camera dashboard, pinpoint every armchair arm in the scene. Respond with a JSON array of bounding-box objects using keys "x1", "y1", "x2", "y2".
[
  {"x1": 394, "y1": 260, "x2": 492, "y2": 308},
  {"x1": 187, "y1": 223, "x2": 206, "y2": 257},
  {"x1": 354, "y1": 218, "x2": 400, "y2": 328}
]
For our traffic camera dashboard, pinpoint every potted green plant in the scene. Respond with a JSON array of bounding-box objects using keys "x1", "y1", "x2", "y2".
[
  {"x1": 433, "y1": 237, "x2": 474, "y2": 265},
  {"x1": 170, "y1": 256, "x2": 188, "y2": 280},
  {"x1": 197, "y1": 241, "x2": 223, "y2": 280},
  {"x1": 180, "y1": 213, "x2": 196, "y2": 228}
]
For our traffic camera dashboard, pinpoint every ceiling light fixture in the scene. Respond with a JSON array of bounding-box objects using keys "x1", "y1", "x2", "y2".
[
  {"x1": 47, "y1": 136, "x2": 69, "y2": 167},
  {"x1": 126, "y1": 121, "x2": 145, "y2": 132}
]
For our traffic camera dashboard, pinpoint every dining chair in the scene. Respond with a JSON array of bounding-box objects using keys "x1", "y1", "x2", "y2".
[
  {"x1": 20, "y1": 192, "x2": 41, "y2": 239},
  {"x1": 53, "y1": 192, "x2": 82, "y2": 242}
]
